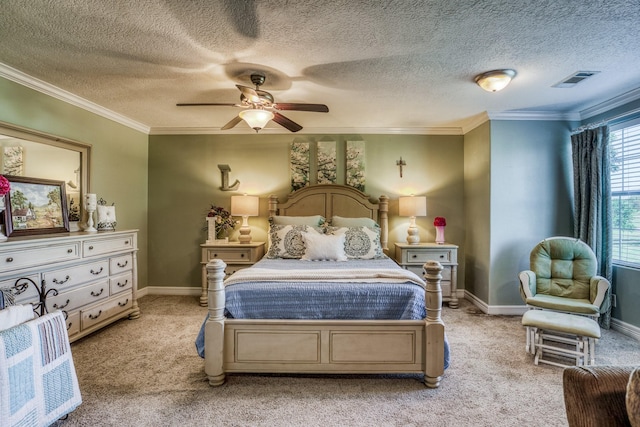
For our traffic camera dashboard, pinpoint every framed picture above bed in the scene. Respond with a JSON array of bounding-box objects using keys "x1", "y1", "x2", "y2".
[{"x1": 3, "y1": 175, "x2": 70, "y2": 237}]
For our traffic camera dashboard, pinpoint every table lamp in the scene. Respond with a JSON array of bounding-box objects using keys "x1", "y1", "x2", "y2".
[
  {"x1": 398, "y1": 195, "x2": 427, "y2": 245},
  {"x1": 231, "y1": 195, "x2": 259, "y2": 244}
]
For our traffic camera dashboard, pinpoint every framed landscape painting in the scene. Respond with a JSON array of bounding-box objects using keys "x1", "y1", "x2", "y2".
[{"x1": 4, "y1": 175, "x2": 70, "y2": 237}]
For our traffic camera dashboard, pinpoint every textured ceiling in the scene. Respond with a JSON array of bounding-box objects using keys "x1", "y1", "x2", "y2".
[{"x1": 1, "y1": 0, "x2": 640, "y2": 134}]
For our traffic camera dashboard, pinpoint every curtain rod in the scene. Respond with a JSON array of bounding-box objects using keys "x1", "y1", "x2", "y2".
[{"x1": 572, "y1": 106, "x2": 640, "y2": 135}]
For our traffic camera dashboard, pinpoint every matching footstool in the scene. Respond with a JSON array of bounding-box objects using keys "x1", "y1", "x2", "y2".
[{"x1": 522, "y1": 310, "x2": 601, "y2": 367}]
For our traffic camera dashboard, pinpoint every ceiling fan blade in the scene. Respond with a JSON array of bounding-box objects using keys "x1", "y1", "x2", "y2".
[
  {"x1": 272, "y1": 103, "x2": 329, "y2": 113},
  {"x1": 272, "y1": 112, "x2": 303, "y2": 132},
  {"x1": 176, "y1": 103, "x2": 239, "y2": 107},
  {"x1": 221, "y1": 115, "x2": 243, "y2": 130},
  {"x1": 236, "y1": 85, "x2": 262, "y2": 103}
]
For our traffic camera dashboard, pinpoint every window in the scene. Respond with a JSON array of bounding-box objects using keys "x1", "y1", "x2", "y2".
[{"x1": 610, "y1": 118, "x2": 640, "y2": 267}]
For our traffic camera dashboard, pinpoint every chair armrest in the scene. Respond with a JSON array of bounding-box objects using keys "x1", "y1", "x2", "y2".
[
  {"x1": 518, "y1": 270, "x2": 536, "y2": 301},
  {"x1": 590, "y1": 275, "x2": 610, "y2": 309},
  {"x1": 564, "y1": 366, "x2": 634, "y2": 426}
]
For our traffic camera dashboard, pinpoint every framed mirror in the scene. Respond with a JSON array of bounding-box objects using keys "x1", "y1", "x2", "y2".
[{"x1": 0, "y1": 120, "x2": 91, "y2": 232}]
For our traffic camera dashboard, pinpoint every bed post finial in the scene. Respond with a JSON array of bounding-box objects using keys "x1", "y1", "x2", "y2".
[
  {"x1": 423, "y1": 260, "x2": 445, "y2": 388},
  {"x1": 268, "y1": 194, "x2": 279, "y2": 218}
]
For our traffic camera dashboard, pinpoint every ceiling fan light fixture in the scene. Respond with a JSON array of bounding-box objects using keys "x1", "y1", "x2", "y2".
[
  {"x1": 475, "y1": 69, "x2": 517, "y2": 92},
  {"x1": 239, "y1": 109, "x2": 274, "y2": 132}
]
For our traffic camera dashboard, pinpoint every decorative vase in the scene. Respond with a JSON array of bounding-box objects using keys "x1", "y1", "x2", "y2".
[
  {"x1": 0, "y1": 196, "x2": 7, "y2": 241},
  {"x1": 435, "y1": 225, "x2": 446, "y2": 244}
]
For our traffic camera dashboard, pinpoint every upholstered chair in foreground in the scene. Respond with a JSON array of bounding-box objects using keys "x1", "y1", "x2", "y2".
[
  {"x1": 563, "y1": 365, "x2": 640, "y2": 426},
  {"x1": 518, "y1": 236, "x2": 610, "y2": 318}
]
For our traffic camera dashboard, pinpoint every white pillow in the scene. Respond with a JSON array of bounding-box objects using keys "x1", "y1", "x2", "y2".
[
  {"x1": 266, "y1": 225, "x2": 322, "y2": 259},
  {"x1": 301, "y1": 232, "x2": 347, "y2": 261},
  {"x1": 325, "y1": 226, "x2": 384, "y2": 259},
  {"x1": 0, "y1": 304, "x2": 35, "y2": 331}
]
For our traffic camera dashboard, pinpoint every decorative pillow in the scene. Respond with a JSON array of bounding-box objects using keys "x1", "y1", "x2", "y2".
[
  {"x1": 301, "y1": 232, "x2": 347, "y2": 261},
  {"x1": 628, "y1": 368, "x2": 640, "y2": 427},
  {"x1": 270, "y1": 215, "x2": 325, "y2": 226},
  {"x1": 325, "y1": 226, "x2": 384, "y2": 259},
  {"x1": 331, "y1": 216, "x2": 379, "y2": 229},
  {"x1": 266, "y1": 224, "x2": 321, "y2": 259}
]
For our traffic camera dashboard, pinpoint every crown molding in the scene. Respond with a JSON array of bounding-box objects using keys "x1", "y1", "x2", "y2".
[
  {"x1": 487, "y1": 110, "x2": 581, "y2": 122},
  {"x1": 579, "y1": 87, "x2": 640, "y2": 120},
  {"x1": 148, "y1": 125, "x2": 464, "y2": 136},
  {"x1": 0, "y1": 62, "x2": 150, "y2": 134}
]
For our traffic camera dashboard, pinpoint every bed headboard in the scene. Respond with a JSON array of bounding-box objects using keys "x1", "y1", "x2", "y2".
[{"x1": 268, "y1": 184, "x2": 389, "y2": 251}]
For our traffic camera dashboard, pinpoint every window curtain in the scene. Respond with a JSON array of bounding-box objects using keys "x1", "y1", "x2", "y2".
[{"x1": 571, "y1": 125, "x2": 612, "y2": 329}]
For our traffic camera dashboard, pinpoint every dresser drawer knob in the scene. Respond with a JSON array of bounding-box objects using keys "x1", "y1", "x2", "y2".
[
  {"x1": 88, "y1": 245, "x2": 94, "y2": 250},
  {"x1": 440, "y1": 255, "x2": 445, "y2": 259},
  {"x1": 90, "y1": 267, "x2": 104, "y2": 275},
  {"x1": 117, "y1": 260, "x2": 128, "y2": 268},
  {"x1": 411, "y1": 254, "x2": 417, "y2": 259},
  {"x1": 67, "y1": 248, "x2": 73, "y2": 254},
  {"x1": 53, "y1": 299, "x2": 70, "y2": 310},
  {"x1": 125, "y1": 240, "x2": 129, "y2": 245},
  {"x1": 6, "y1": 257, "x2": 13, "y2": 263},
  {"x1": 91, "y1": 288, "x2": 104, "y2": 297},
  {"x1": 118, "y1": 299, "x2": 129, "y2": 307},
  {"x1": 53, "y1": 275, "x2": 70, "y2": 285},
  {"x1": 88, "y1": 310, "x2": 102, "y2": 320}
]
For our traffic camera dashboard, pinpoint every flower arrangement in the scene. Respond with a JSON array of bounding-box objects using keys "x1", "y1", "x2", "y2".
[
  {"x1": 0, "y1": 175, "x2": 10, "y2": 196},
  {"x1": 207, "y1": 205, "x2": 238, "y2": 237},
  {"x1": 434, "y1": 217, "x2": 446, "y2": 227}
]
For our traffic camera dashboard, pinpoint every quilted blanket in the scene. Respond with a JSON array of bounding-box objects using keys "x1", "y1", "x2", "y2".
[{"x1": 0, "y1": 310, "x2": 82, "y2": 427}]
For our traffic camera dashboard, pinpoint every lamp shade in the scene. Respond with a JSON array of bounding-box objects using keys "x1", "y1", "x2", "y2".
[
  {"x1": 239, "y1": 109, "x2": 274, "y2": 131},
  {"x1": 474, "y1": 69, "x2": 516, "y2": 92},
  {"x1": 231, "y1": 195, "x2": 259, "y2": 217},
  {"x1": 399, "y1": 196, "x2": 427, "y2": 217}
]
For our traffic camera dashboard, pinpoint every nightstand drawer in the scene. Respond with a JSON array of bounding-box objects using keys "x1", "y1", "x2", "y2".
[
  {"x1": 205, "y1": 248, "x2": 253, "y2": 263},
  {"x1": 406, "y1": 249, "x2": 452, "y2": 263}
]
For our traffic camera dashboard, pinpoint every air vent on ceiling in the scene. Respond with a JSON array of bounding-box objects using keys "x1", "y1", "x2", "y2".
[{"x1": 553, "y1": 71, "x2": 600, "y2": 88}]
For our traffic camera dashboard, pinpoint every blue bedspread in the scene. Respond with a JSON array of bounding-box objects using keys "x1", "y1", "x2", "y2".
[{"x1": 195, "y1": 256, "x2": 450, "y2": 368}]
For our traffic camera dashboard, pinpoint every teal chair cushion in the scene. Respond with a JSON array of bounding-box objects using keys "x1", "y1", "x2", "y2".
[{"x1": 530, "y1": 238, "x2": 597, "y2": 301}]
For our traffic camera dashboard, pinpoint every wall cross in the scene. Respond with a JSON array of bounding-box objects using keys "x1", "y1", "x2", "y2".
[{"x1": 396, "y1": 157, "x2": 406, "y2": 178}]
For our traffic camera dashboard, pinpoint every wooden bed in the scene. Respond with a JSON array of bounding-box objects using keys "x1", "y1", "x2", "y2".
[{"x1": 203, "y1": 184, "x2": 446, "y2": 388}]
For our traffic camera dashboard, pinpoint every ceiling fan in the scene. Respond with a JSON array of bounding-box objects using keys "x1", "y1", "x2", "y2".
[{"x1": 177, "y1": 73, "x2": 329, "y2": 133}]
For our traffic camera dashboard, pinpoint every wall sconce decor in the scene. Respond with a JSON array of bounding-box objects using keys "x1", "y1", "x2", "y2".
[
  {"x1": 231, "y1": 195, "x2": 259, "y2": 243},
  {"x1": 399, "y1": 195, "x2": 427, "y2": 245}
]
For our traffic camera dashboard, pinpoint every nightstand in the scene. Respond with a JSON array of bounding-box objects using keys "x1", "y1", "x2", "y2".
[
  {"x1": 394, "y1": 242, "x2": 459, "y2": 308},
  {"x1": 199, "y1": 241, "x2": 265, "y2": 306}
]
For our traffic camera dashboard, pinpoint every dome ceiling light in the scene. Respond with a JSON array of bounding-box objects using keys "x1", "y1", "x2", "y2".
[{"x1": 474, "y1": 69, "x2": 517, "y2": 92}]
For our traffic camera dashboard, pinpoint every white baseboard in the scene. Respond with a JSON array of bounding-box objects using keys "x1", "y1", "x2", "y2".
[{"x1": 463, "y1": 290, "x2": 640, "y2": 342}]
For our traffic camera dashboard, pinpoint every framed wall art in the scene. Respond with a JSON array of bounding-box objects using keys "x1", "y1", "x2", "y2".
[{"x1": 4, "y1": 175, "x2": 70, "y2": 237}]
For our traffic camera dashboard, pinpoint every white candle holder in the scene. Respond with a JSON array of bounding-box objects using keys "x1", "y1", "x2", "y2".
[{"x1": 85, "y1": 193, "x2": 97, "y2": 232}]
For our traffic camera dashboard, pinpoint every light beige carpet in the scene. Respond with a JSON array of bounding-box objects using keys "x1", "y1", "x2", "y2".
[{"x1": 53, "y1": 296, "x2": 640, "y2": 427}]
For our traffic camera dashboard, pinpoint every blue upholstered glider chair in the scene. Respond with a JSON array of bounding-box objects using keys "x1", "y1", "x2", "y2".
[{"x1": 518, "y1": 237, "x2": 610, "y2": 318}]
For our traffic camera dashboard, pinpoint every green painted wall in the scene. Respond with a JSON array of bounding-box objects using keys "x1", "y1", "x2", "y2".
[
  {"x1": 463, "y1": 122, "x2": 491, "y2": 303},
  {"x1": 147, "y1": 133, "x2": 465, "y2": 290},
  {"x1": 0, "y1": 77, "x2": 149, "y2": 288}
]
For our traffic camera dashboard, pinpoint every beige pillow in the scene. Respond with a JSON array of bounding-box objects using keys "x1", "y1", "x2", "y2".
[
  {"x1": 330, "y1": 216, "x2": 378, "y2": 228},
  {"x1": 628, "y1": 368, "x2": 640, "y2": 427},
  {"x1": 301, "y1": 232, "x2": 347, "y2": 261},
  {"x1": 270, "y1": 215, "x2": 325, "y2": 226}
]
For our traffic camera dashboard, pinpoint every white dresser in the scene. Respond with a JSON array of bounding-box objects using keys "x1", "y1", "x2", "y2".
[
  {"x1": 0, "y1": 230, "x2": 139, "y2": 342},
  {"x1": 394, "y1": 242, "x2": 459, "y2": 308}
]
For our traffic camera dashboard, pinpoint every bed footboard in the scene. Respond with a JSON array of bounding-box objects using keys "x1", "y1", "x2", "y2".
[{"x1": 205, "y1": 260, "x2": 445, "y2": 387}]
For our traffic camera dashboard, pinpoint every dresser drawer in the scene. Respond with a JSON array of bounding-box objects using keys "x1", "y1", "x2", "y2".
[
  {"x1": 204, "y1": 247, "x2": 253, "y2": 263},
  {"x1": 0, "y1": 242, "x2": 79, "y2": 273},
  {"x1": 110, "y1": 271, "x2": 133, "y2": 294},
  {"x1": 65, "y1": 311, "x2": 80, "y2": 336},
  {"x1": 43, "y1": 260, "x2": 109, "y2": 291},
  {"x1": 83, "y1": 234, "x2": 134, "y2": 257},
  {"x1": 406, "y1": 249, "x2": 452, "y2": 263},
  {"x1": 81, "y1": 294, "x2": 132, "y2": 329},
  {"x1": 0, "y1": 274, "x2": 40, "y2": 304},
  {"x1": 46, "y1": 280, "x2": 108, "y2": 313},
  {"x1": 110, "y1": 254, "x2": 133, "y2": 274}
]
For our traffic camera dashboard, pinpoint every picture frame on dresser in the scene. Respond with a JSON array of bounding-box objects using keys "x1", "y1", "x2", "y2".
[{"x1": 4, "y1": 175, "x2": 70, "y2": 237}]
